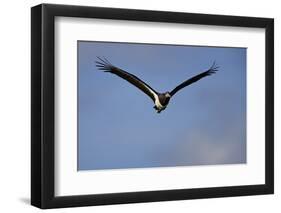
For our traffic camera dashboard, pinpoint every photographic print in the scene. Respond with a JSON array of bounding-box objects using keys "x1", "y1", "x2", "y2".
[
  {"x1": 31, "y1": 4, "x2": 273, "y2": 208},
  {"x1": 78, "y1": 41, "x2": 246, "y2": 171}
]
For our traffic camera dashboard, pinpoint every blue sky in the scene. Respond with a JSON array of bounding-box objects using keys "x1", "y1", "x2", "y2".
[{"x1": 78, "y1": 41, "x2": 246, "y2": 171}]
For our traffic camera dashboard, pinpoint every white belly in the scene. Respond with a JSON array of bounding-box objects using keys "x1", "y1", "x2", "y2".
[{"x1": 155, "y1": 97, "x2": 164, "y2": 109}]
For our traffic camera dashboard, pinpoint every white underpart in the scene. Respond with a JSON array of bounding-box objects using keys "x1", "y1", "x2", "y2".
[
  {"x1": 155, "y1": 97, "x2": 164, "y2": 109},
  {"x1": 142, "y1": 85, "x2": 162, "y2": 108}
]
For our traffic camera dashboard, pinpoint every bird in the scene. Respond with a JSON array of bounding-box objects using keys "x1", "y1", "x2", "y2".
[{"x1": 95, "y1": 57, "x2": 219, "y2": 113}]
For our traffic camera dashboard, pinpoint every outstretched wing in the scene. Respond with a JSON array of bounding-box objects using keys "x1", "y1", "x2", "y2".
[
  {"x1": 170, "y1": 62, "x2": 219, "y2": 97},
  {"x1": 96, "y1": 57, "x2": 158, "y2": 102}
]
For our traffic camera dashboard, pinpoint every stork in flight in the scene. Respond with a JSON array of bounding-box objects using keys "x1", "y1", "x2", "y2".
[{"x1": 96, "y1": 57, "x2": 219, "y2": 113}]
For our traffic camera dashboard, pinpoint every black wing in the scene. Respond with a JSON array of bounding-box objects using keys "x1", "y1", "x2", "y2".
[
  {"x1": 96, "y1": 57, "x2": 158, "y2": 102},
  {"x1": 170, "y1": 62, "x2": 219, "y2": 97}
]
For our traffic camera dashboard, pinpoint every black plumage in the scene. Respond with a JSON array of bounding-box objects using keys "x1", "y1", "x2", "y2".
[
  {"x1": 96, "y1": 57, "x2": 157, "y2": 102},
  {"x1": 170, "y1": 62, "x2": 218, "y2": 96},
  {"x1": 96, "y1": 57, "x2": 218, "y2": 113}
]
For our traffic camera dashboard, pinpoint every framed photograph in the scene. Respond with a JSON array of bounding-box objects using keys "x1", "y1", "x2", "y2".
[{"x1": 31, "y1": 3, "x2": 274, "y2": 209}]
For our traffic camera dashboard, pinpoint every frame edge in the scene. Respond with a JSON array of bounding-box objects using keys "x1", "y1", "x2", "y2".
[
  {"x1": 265, "y1": 18, "x2": 274, "y2": 194},
  {"x1": 31, "y1": 4, "x2": 43, "y2": 208}
]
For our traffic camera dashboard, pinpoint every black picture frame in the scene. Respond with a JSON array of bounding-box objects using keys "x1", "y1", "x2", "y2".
[{"x1": 31, "y1": 3, "x2": 274, "y2": 209}]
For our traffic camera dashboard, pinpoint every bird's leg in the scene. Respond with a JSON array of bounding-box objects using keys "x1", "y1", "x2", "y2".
[
  {"x1": 153, "y1": 106, "x2": 161, "y2": 113},
  {"x1": 157, "y1": 108, "x2": 163, "y2": 113},
  {"x1": 157, "y1": 106, "x2": 166, "y2": 113}
]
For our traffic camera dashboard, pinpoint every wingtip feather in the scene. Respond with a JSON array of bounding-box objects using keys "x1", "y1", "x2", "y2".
[
  {"x1": 95, "y1": 56, "x2": 114, "y2": 72},
  {"x1": 208, "y1": 61, "x2": 219, "y2": 74}
]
